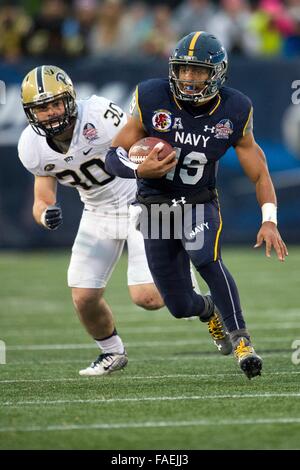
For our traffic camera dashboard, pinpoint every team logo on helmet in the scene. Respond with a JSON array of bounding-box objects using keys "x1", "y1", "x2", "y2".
[
  {"x1": 214, "y1": 119, "x2": 233, "y2": 139},
  {"x1": 152, "y1": 110, "x2": 172, "y2": 132},
  {"x1": 56, "y1": 72, "x2": 68, "y2": 85},
  {"x1": 83, "y1": 122, "x2": 98, "y2": 141}
]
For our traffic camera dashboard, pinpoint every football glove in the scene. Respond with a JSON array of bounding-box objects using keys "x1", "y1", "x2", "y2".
[{"x1": 40, "y1": 204, "x2": 63, "y2": 230}]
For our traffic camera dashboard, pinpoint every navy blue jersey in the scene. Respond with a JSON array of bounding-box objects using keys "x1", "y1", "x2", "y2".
[{"x1": 132, "y1": 78, "x2": 252, "y2": 198}]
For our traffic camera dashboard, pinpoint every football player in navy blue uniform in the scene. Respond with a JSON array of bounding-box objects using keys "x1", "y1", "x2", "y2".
[{"x1": 105, "y1": 31, "x2": 288, "y2": 379}]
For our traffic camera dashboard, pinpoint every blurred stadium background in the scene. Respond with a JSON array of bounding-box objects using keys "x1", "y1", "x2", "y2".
[{"x1": 1, "y1": 0, "x2": 300, "y2": 451}]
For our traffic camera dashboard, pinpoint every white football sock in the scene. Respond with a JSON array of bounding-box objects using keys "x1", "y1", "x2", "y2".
[{"x1": 95, "y1": 334, "x2": 125, "y2": 354}]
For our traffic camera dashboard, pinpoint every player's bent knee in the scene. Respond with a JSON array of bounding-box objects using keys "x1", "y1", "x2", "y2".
[
  {"x1": 132, "y1": 294, "x2": 164, "y2": 310},
  {"x1": 71, "y1": 288, "x2": 104, "y2": 313},
  {"x1": 129, "y1": 284, "x2": 164, "y2": 310}
]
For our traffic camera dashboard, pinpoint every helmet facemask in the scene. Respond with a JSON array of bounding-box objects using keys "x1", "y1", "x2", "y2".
[
  {"x1": 24, "y1": 91, "x2": 77, "y2": 138},
  {"x1": 169, "y1": 59, "x2": 227, "y2": 104}
]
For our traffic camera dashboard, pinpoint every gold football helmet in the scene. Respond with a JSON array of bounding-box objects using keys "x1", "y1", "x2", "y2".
[{"x1": 21, "y1": 65, "x2": 77, "y2": 137}]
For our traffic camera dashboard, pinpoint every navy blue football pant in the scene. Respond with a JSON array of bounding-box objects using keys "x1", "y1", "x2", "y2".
[{"x1": 142, "y1": 200, "x2": 245, "y2": 332}]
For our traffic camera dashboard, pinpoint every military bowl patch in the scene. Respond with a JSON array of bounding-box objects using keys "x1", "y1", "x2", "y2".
[
  {"x1": 152, "y1": 110, "x2": 172, "y2": 132},
  {"x1": 214, "y1": 119, "x2": 233, "y2": 139},
  {"x1": 83, "y1": 122, "x2": 98, "y2": 141}
]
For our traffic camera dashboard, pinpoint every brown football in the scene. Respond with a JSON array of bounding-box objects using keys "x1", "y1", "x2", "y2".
[{"x1": 128, "y1": 137, "x2": 174, "y2": 164}]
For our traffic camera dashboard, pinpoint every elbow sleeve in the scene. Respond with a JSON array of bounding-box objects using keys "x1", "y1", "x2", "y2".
[{"x1": 105, "y1": 146, "x2": 137, "y2": 179}]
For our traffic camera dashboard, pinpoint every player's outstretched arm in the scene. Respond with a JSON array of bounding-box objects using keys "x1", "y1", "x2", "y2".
[
  {"x1": 33, "y1": 176, "x2": 62, "y2": 230},
  {"x1": 235, "y1": 132, "x2": 288, "y2": 261}
]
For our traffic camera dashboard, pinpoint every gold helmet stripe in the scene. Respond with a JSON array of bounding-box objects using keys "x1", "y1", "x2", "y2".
[{"x1": 188, "y1": 31, "x2": 203, "y2": 56}]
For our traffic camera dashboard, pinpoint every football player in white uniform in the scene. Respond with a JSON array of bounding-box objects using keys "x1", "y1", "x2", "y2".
[{"x1": 18, "y1": 65, "x2": 166, "y2": 377}]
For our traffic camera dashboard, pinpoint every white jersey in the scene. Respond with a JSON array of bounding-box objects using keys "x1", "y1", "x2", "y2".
[{"x1": 18, "y1": 95, "x2": 136, "y2": 213}]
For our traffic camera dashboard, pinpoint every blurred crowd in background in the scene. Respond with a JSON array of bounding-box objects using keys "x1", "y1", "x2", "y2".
[{"x1": 0, "y1": 0, "x2": 300, "y2": 63}]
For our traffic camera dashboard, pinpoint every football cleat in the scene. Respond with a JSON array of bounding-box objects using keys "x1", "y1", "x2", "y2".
[
  {"x1": 199, "y1": 295, "x2": 232, "y2": 355},
  {"x1": 207, "y1": 307, "x2": 233, "y2": 356},
  {"x1": 234, "y1": 337, "x2": 262, "y2": 379},
  {"x1": 79, "y1": 351, "x2": 128, "y2": 377}
]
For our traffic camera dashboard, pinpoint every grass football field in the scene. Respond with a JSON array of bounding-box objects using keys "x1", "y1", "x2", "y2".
[{"x1": 0, "y1": 247, "x2": 299, "y2": 450}]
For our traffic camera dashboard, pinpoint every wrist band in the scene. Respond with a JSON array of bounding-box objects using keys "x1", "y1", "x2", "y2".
[{"x1": 261, "y1": 203, "x2": 277, "y2": 225}]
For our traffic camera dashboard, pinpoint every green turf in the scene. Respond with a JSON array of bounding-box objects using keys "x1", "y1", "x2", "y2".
[{"x1": 0, "y1": 247, "x2": 299, "y2": 450}]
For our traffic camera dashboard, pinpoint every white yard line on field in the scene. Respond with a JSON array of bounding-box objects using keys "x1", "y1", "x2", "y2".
[
  {"x1": 5, "y1": 337, "x2": 292, "y2": 351},
  {"x1": 2, "y1": 322, "x2": 300, "y2": 337},
  {"x1": 2, "y1": 392, "x2": 300, "y2": 408},
  {"x1": 1, "y1": 371, "x2": 300, "y2": 384},
  {"x1": 0, "y1": 417, "x2": 300, "y2": 433},
  {"x1": 2, "y1": 305, "x2": 300, "y2": 317},
  {"x1": 1, "y1": 351, "x2": 293, "y2": 366}
]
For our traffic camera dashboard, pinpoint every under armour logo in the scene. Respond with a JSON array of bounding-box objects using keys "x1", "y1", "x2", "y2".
[
  {"x1": 172, "y1": 197, "x2": 186, "y2": 207},
  {"x1": 204, "y1": 125, "x2": 215, "y2": 133}
]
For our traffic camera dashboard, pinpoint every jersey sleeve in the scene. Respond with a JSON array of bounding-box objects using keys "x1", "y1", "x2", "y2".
[
  {"x1": 231, "y1": 94, "x2": 253, "y2": 146},
  {"x1": 129, "y1": 86, "x2": 142, "y2": 120},
  {"x1": 89, "y1": 95, "x2": 127, "y2": 142},
  {"x1": 129, "y1": 84, "x2": 149, "y2": 132},
  {"x1": 242, "y1": 106, "x2": 253, "y2": 136},
  {"x1": 18, "y1": 127, "x2": 48, "y2": 176}
]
